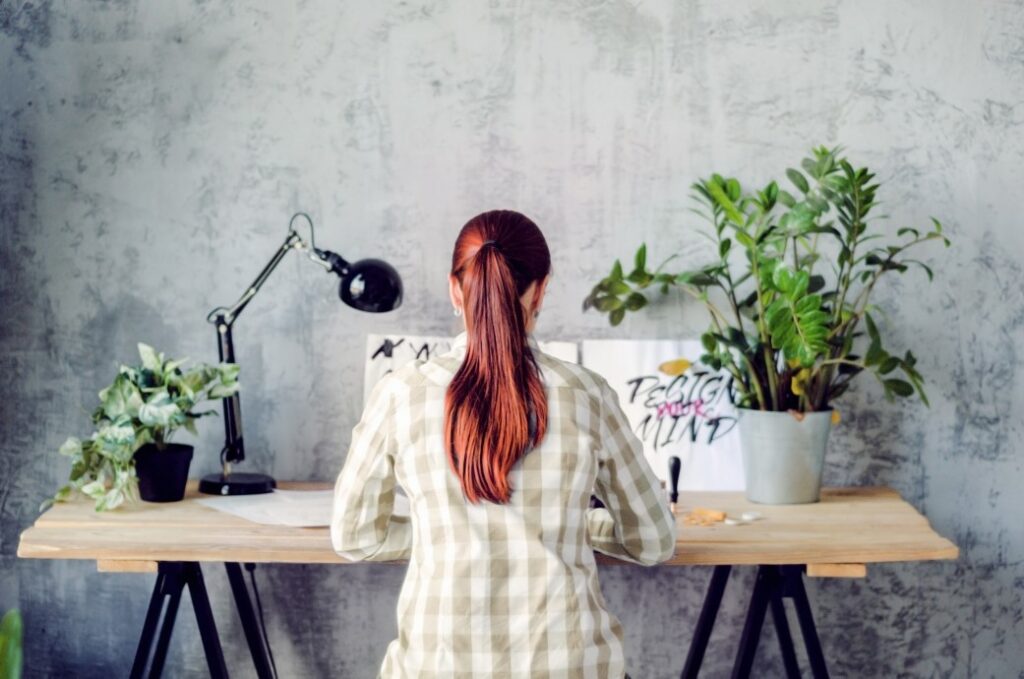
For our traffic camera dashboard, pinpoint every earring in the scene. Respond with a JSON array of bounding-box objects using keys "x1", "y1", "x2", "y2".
[
  {"x1": 533, "y1": 310, "x2": 540, "y2": 319},
  {"x1": 454, "y1": 307, "x2": 462, "y2": 317}
]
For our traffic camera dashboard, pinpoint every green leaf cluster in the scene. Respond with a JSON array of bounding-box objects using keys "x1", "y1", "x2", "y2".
[
  {"x1": 583, "y1": 146, "x2": 951, "y2": 412},
  {"x1": 45, "y1": 344, "x2": 240, "y2": 512},
  {"x1": 582, "y1": 244, "x2": 669, "y2": 326}
]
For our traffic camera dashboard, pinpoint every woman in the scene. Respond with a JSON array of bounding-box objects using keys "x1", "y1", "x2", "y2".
[{"x1": 331, "y1": 210, "x2": 676, "y2": 678}]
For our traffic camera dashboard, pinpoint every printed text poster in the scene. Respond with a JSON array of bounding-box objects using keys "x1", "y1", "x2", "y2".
[{"x1": 581, "y1": 339, "x2": 744, "y2": 491}]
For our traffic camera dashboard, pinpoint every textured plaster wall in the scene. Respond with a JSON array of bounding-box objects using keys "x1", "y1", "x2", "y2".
[{"x1": 2, "y1": 1, "x2": 1022, "y2": 677}]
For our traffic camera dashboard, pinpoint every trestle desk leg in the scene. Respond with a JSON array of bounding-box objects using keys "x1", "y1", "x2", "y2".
[
  {"x1": 130, "y1": 563, "x2": 186, "y2": 679},
  {"x1": 130, "y1": 562, "x2": 229, "y2": 679},
  {"x1": 680, "y1": 565, "x2": 732, "y2": 679},
  {"x1": 770, "y1": 589, "x2": 801, "y2": 679},
  {"x1": 131, "y1": 569, "x2": 172, "y2": 679},
  {"x1": 186, "y1": 563, "x2": 229, "y2": 679},
  {"x1": 225, "y1": 562, "x2": 276, "y2": 679},
  {"x1": 786, "y1": 567, "x2": 829, "y2": 679},
  {"x1": 647, "y1": 562, "x2": 835, "y2": 679},
  {"x1": 731, "y1": 566, "x2": 776, "y2": 679}
]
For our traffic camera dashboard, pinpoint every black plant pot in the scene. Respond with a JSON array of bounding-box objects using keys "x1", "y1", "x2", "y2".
[{"x1": 134, "y1": 443, "x2": 194, "y2": 503}]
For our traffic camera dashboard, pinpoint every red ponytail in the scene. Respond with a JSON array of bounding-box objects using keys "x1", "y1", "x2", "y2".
[{"x1": 445, "y1": 210, "x2": 551, "y2": 504}]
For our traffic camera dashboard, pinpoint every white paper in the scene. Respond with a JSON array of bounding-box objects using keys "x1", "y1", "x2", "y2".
[
  {"x1": 197, "y1": 489, "x2": 411, "y2": 527},
  {"x1": 537, "y1": 340, "x2": 578, "y2": 363},
  {"x1": 363, "y1": 334, "x2": 452, "y2": 403},
  {"x1": 581, "y1": 339, "x2": 744, "y2": 491},
  {"x1": 364, "y1": 334, "x2": 578, "y2": 403}
]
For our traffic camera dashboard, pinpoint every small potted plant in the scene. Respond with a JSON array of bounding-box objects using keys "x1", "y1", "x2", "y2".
[
  {"x1": 46, "y1": 344, "x2": 239, "y2": 511},
  {"x1": 585, "y1": 146, "x2": 950, "y2": 504}
]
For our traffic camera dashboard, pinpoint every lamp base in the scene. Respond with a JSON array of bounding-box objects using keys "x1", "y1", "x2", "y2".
[{"x1": 199, "y1": 471, "x2": 277, "y2": 496}]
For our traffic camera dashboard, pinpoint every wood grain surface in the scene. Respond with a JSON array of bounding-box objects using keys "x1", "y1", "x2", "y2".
[{"x1": 18, "y1": 482, "x2": 958, "y2": 570}]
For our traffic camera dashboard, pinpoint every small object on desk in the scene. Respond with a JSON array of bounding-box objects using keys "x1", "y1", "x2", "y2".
[
  {"x1": 741, "y1": 510, "x2": 763, "y2": 522},
  {"x1": 723, "y1": 517, "x2": 743, "y2": 526},
  {"x1": 692, "y1": 507, "x2": 726, "y2": 521},
  {"x1": 668, "y1": 456, "x2": 681, "y2": 514},
  {"x1": 683, "y1": 507, "x2": 727, "y2": 526}
]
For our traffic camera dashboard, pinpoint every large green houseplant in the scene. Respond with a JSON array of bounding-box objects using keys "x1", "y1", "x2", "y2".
[
  {"x1": 584, "y1": 146, "x2": 950, "y2": 503},
  {"x1": 46, "y1": 344, "x2": 239, "y2": 511}
]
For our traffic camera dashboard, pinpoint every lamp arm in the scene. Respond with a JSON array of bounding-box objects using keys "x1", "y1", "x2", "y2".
[
  {"x1": 207, "y1": 231, "x2": 305, "y2": 327},
  {"x1": 205, "y1": 223, "x2": 311, "y2": 470}
]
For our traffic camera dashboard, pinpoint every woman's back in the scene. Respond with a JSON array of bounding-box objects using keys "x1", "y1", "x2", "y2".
[
  {"x1": 332, "y1": 332, "x2": 676, "y2": 678},
  {"x1": 332, "y1": 209, "x2": 674, "y2": 678}
]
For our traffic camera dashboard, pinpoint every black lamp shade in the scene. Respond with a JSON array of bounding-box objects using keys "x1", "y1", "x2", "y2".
[{"x1": 340, "y1": 258, "x2": 403, "y2": 312}]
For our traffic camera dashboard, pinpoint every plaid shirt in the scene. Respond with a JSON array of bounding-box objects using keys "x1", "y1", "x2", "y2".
[{"x1": 331, "y1": 331, "x2": 677, "y2": 678}]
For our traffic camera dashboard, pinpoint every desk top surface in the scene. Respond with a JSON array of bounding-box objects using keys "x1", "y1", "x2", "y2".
[{"x1": 17, "y1": 481, "x2": 958, "y2": 570}]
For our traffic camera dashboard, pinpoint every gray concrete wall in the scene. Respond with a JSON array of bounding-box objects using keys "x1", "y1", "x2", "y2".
[{"x1": 2, "y1": 1, "x2": 1022, "y2": 676}]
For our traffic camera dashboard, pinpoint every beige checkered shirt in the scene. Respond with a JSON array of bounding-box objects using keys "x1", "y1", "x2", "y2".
[{"x1": 331, "y1": 331, "x2": 677, "y2": 678}]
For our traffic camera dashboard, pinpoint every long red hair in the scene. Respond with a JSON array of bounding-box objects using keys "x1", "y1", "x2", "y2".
[{"x1": 445, "y1": 210, "x2": 551, "y2": 504}]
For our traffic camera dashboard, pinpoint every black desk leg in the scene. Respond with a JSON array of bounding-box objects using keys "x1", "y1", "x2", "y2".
[
  {"x1": 130, "y1": 562, "x2": 227, "y2": 679},
  {"x1": 189, "y1": 564, "x2": 230, "y2": 678},
  {"x1": 770, "y1": 591, "x2": 801, "y2": 679},
  {"x1": 786, "y1": 567, "x2": 829, "y2": 679},
  {"x1": 681, "y1": 565, "x2": 732, "y2": 679},
  {"x1": 149, "y1": 569, "x2": 186, "y2": 676},
  {"x1": 225, "y1": 563, "x2": 276, "y2": 679},
  {"x1": 730, "y1": 566, "x2": 830, "y2": 679},
  {"x1": 731, "y1": 566, "x2": 776, "y2": 679},
  {"x1": 131, "y1": 568, "x2": 179, "y2": 678},
  {"x1": 678, "y1": 565, "x2": 830, "y2": 679}
]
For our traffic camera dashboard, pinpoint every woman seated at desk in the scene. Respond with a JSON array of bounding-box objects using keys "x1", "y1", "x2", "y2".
[{"x1": 331, "y1": 209, "x2": 676, "y2": 679}]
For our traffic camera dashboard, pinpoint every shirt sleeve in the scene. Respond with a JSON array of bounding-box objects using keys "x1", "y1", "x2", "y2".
[
  {"x1": 330, "y1": 374, "x2": 412, "y2": 562},
  {"x1": 588, "y1": 376, "x2": 677, "y2": 566}
]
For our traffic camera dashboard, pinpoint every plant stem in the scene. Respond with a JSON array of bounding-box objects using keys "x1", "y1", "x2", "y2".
[
  {"x1": 818, "y1": 358, "x2": 864, "y2": 369},
  {"x1": 736, "y1": 351, "x2": 768, "y2": 409},
  {"x1": 678, "y1": 286, "x2": 733, "y2": 330},
  {"x1": 707, "y1": 321, "x2": 754, "y2": 404},
  {"x1": 832, "y1": 169, "x2": 866, "y2": 329},
  {"x1": 748, "y1": 254, "x2": 779, "y2": 410}
]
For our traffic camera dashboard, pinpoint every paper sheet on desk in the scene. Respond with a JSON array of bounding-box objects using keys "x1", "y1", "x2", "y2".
[{"x1": 197, "y1": 489, "x2": 411, "y2": 527}]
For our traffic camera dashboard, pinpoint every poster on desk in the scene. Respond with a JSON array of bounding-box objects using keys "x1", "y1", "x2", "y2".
[
  {"x1": 581, "y1": 339, "x2": 744, "y2": 491},
  {"x1": 364, "y1": 334, "x2": 578, "y2": 404}
]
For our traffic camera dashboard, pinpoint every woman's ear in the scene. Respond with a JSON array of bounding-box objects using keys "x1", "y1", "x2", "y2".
[
  {"x1": 448, "y1": 274, "x2": 464, "y2": 312},
  {"x1": 532, "y1": 274, "x2": 550, "y2": 314}
]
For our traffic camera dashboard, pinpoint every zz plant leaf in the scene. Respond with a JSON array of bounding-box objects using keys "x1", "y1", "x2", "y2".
[{"x1": 764, "y1": 266, "x2": 829, "y2": 367}]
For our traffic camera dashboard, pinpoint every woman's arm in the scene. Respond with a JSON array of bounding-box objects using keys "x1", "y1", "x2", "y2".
[
  {"x1": 588, "y1": 377, "x2": 677, "y2": 566},
  {"x1": 330, "y1": 375, "x2": 412, "y2": 562}
]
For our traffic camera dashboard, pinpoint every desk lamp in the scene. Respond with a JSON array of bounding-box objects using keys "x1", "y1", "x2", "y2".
[{"x1": 199, "y1": 212, "x2": 403, "y2": 496}]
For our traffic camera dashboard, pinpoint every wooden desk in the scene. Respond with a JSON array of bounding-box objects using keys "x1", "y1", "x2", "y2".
[{"x1": 18, "y1": 483, "x2": 957, "y2": 678}]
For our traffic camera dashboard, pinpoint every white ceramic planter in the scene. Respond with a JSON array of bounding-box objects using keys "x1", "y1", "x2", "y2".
[{"x1": 738, "y1": 409, "x2": 832, "y2": 504}]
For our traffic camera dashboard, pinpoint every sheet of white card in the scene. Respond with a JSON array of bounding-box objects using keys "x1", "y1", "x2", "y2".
[
  {"x1": 581, "y1": 339, "x2": 744, "y2": 491},
  {"x1": 364, "y1": 334, "x2": 578, "y2": 402},
  {"x1": 197, "y1": 488, "x2": 410, "y2": 527}
]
